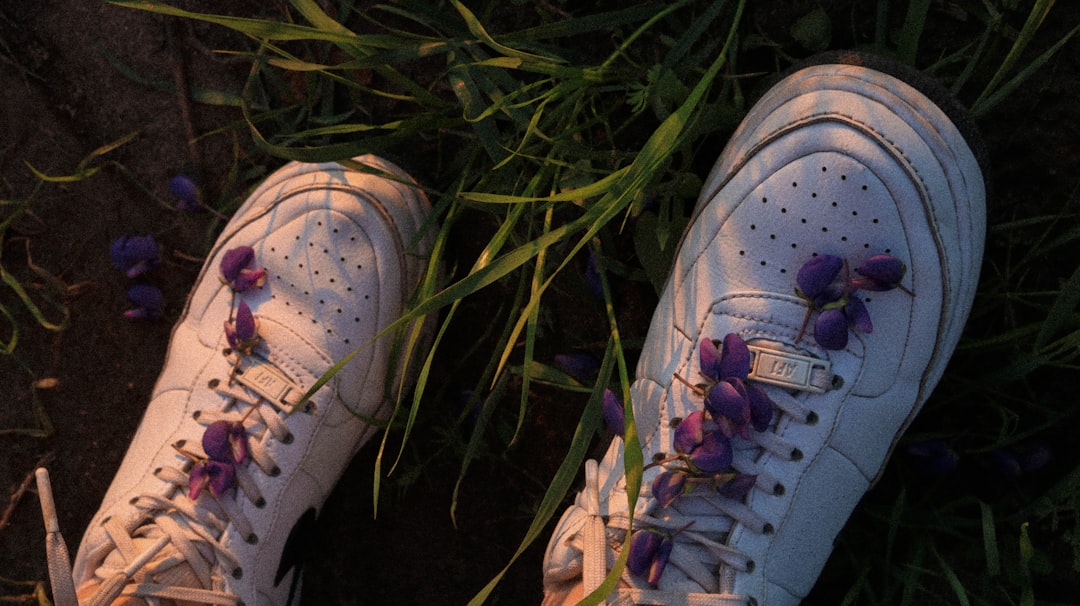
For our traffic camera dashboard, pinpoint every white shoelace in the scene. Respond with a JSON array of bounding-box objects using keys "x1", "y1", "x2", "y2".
[
  {"x1": 580, "y1": 382, "x2": 818, "y2": 606},
  {"x1": 36, "y1": 374, "x2": 296, "y2": 606}
]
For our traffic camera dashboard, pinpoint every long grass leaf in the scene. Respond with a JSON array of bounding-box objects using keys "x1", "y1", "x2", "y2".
[
  {"x1": 466, "y1": 340, "x2": 613, "y2": 605},
  {"x1": 971, "y1": 0, "x2": 1057, "y2": 112}
]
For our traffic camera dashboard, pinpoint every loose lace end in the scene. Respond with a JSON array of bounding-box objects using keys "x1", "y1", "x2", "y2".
[{"x1": 36, "y1": 468, "x2": 79, "y2": 606}]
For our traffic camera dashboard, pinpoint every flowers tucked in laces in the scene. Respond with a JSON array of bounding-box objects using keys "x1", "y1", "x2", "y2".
[
  {"x1": 795, "y1": 253, "x2": 908, "y2": 350},
  {"x1": 220, "y1": 246, "x2": 267, "y2": 293},
  {"x1": 110, "y1": 235, "x2": 160, "y2": 278},
  {"x1": 629, "y1": 334, "x2": 771, "y2": 586},
  {"x1": 188, "y1": 459, "x2": 236, "y2": 500},
  {"x1": 701, "y1": 334, "x2": 773, "y2": 438},
  {"x1": 203, "y1": 420, "x2": 249, "y2": 465},
  {"x1": 123, "y1": 284, "x2": 164, "y2": 319},
  {"x1": 225, "y1": 300, "x2": 260, "y2": 356},
  {"x1": 627, "y1": 529, "x2": 674, "y2": 588}
]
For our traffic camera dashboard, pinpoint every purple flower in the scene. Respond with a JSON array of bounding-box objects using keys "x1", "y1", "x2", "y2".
[
  {"x1": 705, "y1": 379, "x2": 751, "y2": 439},
  {"x1": 905, "y1": 440, "x2": 959, "y2": 478},
  {"x1": 688, "y1": 430, "x2": 733, "y2": 473},
  {"x1": 699, "y1": 338, "x2": 722, "y2": 381},
  {"x1": 225, "y1": 300, "x2": 260, "y2": 354},
  {"x1": 626, "y1": 530, "x2": 674, "y2": 588},
  {"x1": 123, "y1": 284, "x2": 164, "y2": 319},
  {"x1": 553, "y1": 352, "x2": 600, "y2": 382},
  {"x1": 716, "y1": 472, "x2": 757, "y2": 499},
  {"x1": 718, "y1": 333, "x2": 751, "y2": 380},
  {"x1": 673, "y1": 410, "x2": 706, "y2": 454},
  {"x1": 188, "y1": 459, "x2": 236, "y2": 500},
  {"x1": 845, "y1": 297, "x2": 873, "y2": 334},
  {"x1": 652, "y1": 470, "x2": 687, "y2": 508},
  {"x1": 203, "y1": 420, "x2": 248, "y2": 464},
  {"x1": 796, "y1": 254, "x2": 843, "y2": 302},
  {"x1": 647, "y1": 537, "x2": 673, "y2": 587},
  {"x1": 602, "y1": 389, "x2": 625, "y2": 436},
  {"x1": 169, "y1": 175, "x2": 200, "y2": 212},
  {"x1": 699, "y1": 334, "x2": 751, "y2": 382},
  {"x1": 812, "y1": 298, "x2": 874, "y2": 350},
  {"x1": 627, "y1": 530, "x2": 663, "y2": 577},
  {"x1": 111, "y1": 235, "x2": 160, "y2": 278},
  {"x1": 220, "y1": 246, "x2": 266, "y2": 293},
  {"x1": 813, "y1": 308, "x2": 849, "y2": 350},
  {"x1": 851, "y1": 255, "x2": 906, "y2": 291},
  {"x1": 745, "y1": 382, "x2": 773, "y2": 432}
]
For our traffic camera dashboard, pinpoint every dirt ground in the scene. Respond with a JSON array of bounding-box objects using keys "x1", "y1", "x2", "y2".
[{"x1": 1, "y1": 1, "x2": 1079, "y2": 605}]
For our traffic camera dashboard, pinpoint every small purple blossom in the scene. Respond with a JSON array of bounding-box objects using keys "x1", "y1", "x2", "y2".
[
  {"x1": 602, "y1": 389, "x2": 625, "y2": 436},
  {"x1": 220, "y1": 246, "x2": 267, "y2": 293},
  {"x1": 673, "y1": 410, "x2": 706, "y2": 455},
  {"x1": 905, "y1": 440, "x2": 959, "y2": 478},
  {"x1": 553, "y1": 352, "x2": 600, "y2": 383},
  {"x1": 203, "y1": 420, "x2": 249, "y2": 465},
  {"x1": 699, "y1": 338, "x2": 723, "y2": 381},
  {"x1": 716, "y1": 472, "x2": 757, "y2": 499},
  {"x1": 627, "y1": 529, "x2": 674, "y2": 588},
  {"x1": 627, "y1": 530, "x2": 664, "y2": 578},
  {"x1": 796, "y1": 254, "x2": 907, "y2": 349},
  {"x1": 111, "y1": 235, "x2": 160, "y2": 278},
  {"x1": 123, "y1": 284, "x2": 164, "y2": 319},
  {"x1": 188, "y1": 459, "x2": 236, "y2": 500},
  {"x1": 169, "y1": 175, "x2": 200, "y2": 212},
  {"x1": 697, "y1": 335, "x2": 774, "y2": 435},
  {"x1": 851, "y1": 255, "x2": 906, "y2": 291},
  {"x1": 796, "y1": 254, "x2": 843, "y2": 303},
  {"x1": 814, "y1": 308, "x2": 850, "y2": 350},
  {"x1": 687, "y1": 430, "x2": 733, "y2": 473},
  {"x1": 225, "y1": 300, "x2": 260, "y2": 354},
  {"x1": 652, "y1": 470, "x2": 687, "y2": 508}
]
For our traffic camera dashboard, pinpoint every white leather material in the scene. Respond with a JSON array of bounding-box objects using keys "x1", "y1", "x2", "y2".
[
  {"x1": 543, "y1": 62, "x2": 985, "y2": 605},
  {"x1": 72, "y1": 156, "x2": 434, "y2": 605}
]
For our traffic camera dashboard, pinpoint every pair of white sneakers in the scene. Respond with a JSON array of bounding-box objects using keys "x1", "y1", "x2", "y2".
[{"x1": 37, "y1": 54, "x2": 985, "y2": 605}]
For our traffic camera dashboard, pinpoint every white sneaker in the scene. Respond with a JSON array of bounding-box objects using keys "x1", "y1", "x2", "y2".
[
  {"x1": 542, "y1": 54, "x2": 986, "y2": 605},
  {"x1": 37, "y1": 155, "x2": 435, "y2": 606}
]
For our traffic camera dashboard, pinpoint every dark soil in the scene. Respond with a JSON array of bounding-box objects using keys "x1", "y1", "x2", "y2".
[{"x1": 2, "y1": 1, "x2": 1079, "y2": 605}]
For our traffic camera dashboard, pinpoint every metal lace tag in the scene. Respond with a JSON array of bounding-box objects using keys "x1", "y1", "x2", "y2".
[
  {"x1": 747, "y1": 344, "x2": 831, "y2": 394},
  {"x1": 234, "y1": 354, "x2": 304, "y2": 410}
]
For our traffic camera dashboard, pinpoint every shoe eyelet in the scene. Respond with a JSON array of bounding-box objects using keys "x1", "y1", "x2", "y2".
[
  {"x1": 790, "y1": 448, "x2": 804, "y2": 462},
  {"x1": 745, "y1": 559, "x2": 755, "y2": 573},
  {"x1": 805, "y1": 411, "x2": 819, "y2": 425},
  {"x1": 762, "y1": 523, "x2": 774, "y2": 535},
  {"x1": 255, "y1": 497, "x2": 266, "y2": 508},
  {"x1": 232, "y1": 567, "x2": 243, "y2": 580},
  {"x1": 282, "y1": 433, "x2": 294, "y2": 445},
  {"x1": 773, "y1": 483, "x2": 785, "y2": 496},
  {"x1": 269, "y1": 466, "x2": 281, "y2": 477},
  {"x1": 208, "y1": 378, "x2": 220, "y2": 389},
  {"x1": 831, "y1": 374, "x2": 844, "y2": 390},
  {"x1": 246, "y1": 533, "x2": 258, "y2": 545}
]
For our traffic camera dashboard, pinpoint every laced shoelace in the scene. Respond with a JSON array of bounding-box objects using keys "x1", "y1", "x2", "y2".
[
  {"x1": 579, "y1": 362, "x2": 827, "y2": 606},
  {"x1": 37, "y1": 363, "x2": 302, "y2": 606}
]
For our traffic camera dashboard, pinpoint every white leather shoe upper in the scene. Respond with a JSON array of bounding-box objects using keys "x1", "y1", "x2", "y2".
[
  {"x1": 543, "y1": 61, "x2": 985, "y2": 606},
  {"x1": 70, "y1": 156, "x2": 434, "y2": 606}
]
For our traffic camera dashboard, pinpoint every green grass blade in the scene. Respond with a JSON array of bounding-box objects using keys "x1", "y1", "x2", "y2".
[
  {"x1": 971, "y1": 0, "x2": 1057, "y2": 113},
  {"x1": 466, "y1": 339, "x2": 613, "y2": 606}
]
